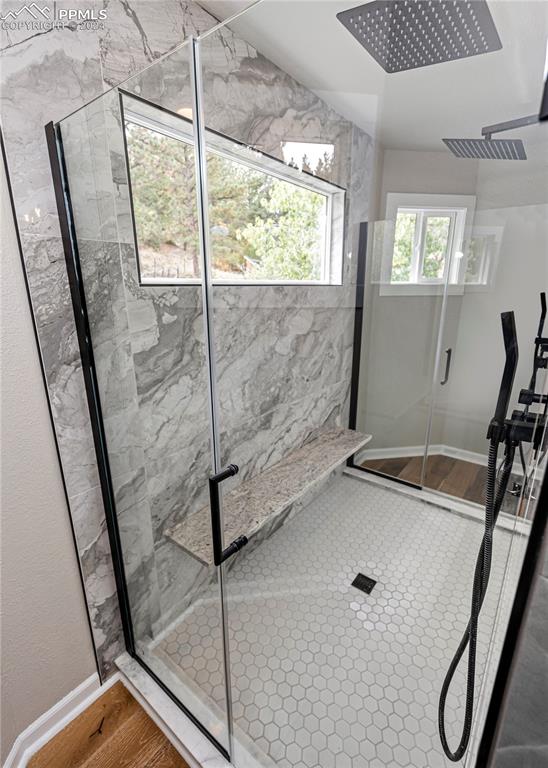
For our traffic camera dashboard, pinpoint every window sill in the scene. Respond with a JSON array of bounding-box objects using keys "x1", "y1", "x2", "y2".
[
  {"x1": 139, "y1": 277, "x2": 344, "y2": 288},
  {"x1": 376, "y1": 282, "x2": 465, "y2": 297}
]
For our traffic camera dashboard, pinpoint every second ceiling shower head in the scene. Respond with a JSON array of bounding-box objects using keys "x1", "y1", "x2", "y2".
[
  {"x1": 336, "y1": 0, "x2": 502, "y2": 74},
  {"x1": 443, "y1": 114, "x2": 539, "y2": 160},
  {"x1": 442, "y1": 137, "x2": 527, "y2": 160}
]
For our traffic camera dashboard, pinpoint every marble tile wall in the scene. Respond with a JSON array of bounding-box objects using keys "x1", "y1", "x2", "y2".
[
  {"x1": 491, "y1": 541, "x2": 548, "y2": 768},
  {"x1": 0, "y1": 0, "x2": 374, "y2": 676},
  {"x1": 0, "y1": 0, "x2": 218, "y2": 677}
]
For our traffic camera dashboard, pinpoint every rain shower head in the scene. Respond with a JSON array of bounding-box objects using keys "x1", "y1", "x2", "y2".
[
  {"x1": 336, "y1": 0, "x2": 502, "y2": 74},
  {"x1": 442, "y1": 137, "x2": 527, "y2": 160},
  {"x1": 443, "y1": 114, "x2": 538, "y2": 159}
]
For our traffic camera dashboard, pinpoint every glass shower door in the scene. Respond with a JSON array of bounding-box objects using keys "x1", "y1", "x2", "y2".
[
  {"x1": 55, "y1": 39, "x2": 233, "y2": 756},
  {"x1": 424, "y1": 203, "x2": 548, "y2": 511},
  {"x1": 194, "y1": 14, "x2": 361, "y2": 763},
  {"x1": 356, "y1": 213, "x2": 450, "y2": 485}
]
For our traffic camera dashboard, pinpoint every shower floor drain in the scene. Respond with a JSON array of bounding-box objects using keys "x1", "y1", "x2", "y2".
[{"x1": 351, "y1": 573, "x2": 376, "y2": 594}]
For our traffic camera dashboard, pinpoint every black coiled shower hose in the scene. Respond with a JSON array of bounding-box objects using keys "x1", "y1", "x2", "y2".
[{"x1": 438, "y1": 437, "x2": 516, "y2": 762}]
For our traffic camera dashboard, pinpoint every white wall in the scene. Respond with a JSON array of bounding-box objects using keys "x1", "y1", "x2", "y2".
[
  {"x1": 436, "y1": 144, "x2": 548, "y2": 455},
  {"x1": 357, "y1": 148, "x2": 478, "y2": 452},
  {"x1": 358, "y1": 145, "x2": 548, "y2": 459},
  {"x1": 0, "y1": 159, "x2": 97, "y2": 763},
  {"x1": 437, "y1": 202, "x2": 548, "y2": 455},
  {"x1": 377, "y1": 148, "x2": 479, "y2": 218}
]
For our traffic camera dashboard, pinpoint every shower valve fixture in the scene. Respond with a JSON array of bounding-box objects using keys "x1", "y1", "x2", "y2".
[
  {"x1": 487, "y1": 294, "x2": 548, "y2": 453},
  {"x1": 439, "y1": 294, "x2": 547, "y2": 761},
  {"x1": 337, "y1": 0, "x2": 502, "y2": 74}
]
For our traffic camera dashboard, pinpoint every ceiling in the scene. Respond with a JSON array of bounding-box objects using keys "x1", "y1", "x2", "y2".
[{"x1": 200, "y1": 0, "x2": 548, "y2": 156}]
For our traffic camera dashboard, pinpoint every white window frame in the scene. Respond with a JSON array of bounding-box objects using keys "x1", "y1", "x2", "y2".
[
  {"x1": 123, "y1": 99, "x2": 345, "y2": 287},
  {"x1": 380, "y1": 193, "x2": 477, "y2": 296},
  {"x1": 462, "y1": 225, "x2": 503, "y2": 291}
]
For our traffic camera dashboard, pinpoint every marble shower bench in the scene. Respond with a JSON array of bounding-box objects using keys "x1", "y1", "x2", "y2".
[{"x1": 167, "y1": 427, "x2": 371, "y2": 566}]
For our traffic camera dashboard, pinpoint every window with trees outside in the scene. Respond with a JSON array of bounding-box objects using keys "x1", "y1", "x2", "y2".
[
  {"x1": 391, "y1": 208, "x2": 458, "y2": 284},
  {"x1": 125, "y1": 118, "x2": 343, "y2": 285},
  {"x1": 381, "y1": 193, "x2": 477, "y2": 295}
]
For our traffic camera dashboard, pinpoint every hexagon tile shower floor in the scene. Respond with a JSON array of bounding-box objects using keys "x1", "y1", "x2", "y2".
[{"x1": 152, "y1": 476, "x2": 521, "y2": 768}]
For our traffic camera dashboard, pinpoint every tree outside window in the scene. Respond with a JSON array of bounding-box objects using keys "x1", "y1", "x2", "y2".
[{"x1": 126, "y1": 121, "x2": 333, "y2": 283}]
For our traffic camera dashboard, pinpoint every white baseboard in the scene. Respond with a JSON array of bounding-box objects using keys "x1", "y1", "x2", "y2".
[
  {"x1": 356, "y1": 443, "x2": 435, "y2": 462},
  {"x1": 356, "y1": 443, "x2": 524, "y2": 476},
  {"x1": 2, "y1": 673, "x2": 120, "y2": 768}
]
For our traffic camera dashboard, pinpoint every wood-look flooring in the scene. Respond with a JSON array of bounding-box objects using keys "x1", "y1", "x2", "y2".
[
  {"x1": 361, "y1": 453, "x2": 521, "y2": 511},
  {"x1": 28, "y1": 682, "x2": 188, "y2": 768}
]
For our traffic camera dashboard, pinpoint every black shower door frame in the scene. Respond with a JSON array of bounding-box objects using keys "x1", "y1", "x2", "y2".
[{"x1": 44, "y1": 36, "x2": 237, "y2": 760}]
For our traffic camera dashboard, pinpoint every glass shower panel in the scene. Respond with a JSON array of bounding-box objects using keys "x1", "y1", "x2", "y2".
[
  {"x1": 50, "y1": 2, "x2": 548, "y2": 766},
  {"x1": 192, "y1": 4, "x2": 546, "y2": 767},
  {"x1": 425, "y1": 175, "x2": 548, "y2": 513},
  {"x1": 196, "y1": 13, "x2": 367, "y2": 766},
  {"x1": 56, "y1": 40, "x2": 231, "y2": 753},
  {"x1": 355, "y1": 216, "x2": 447, "y2": 484}
]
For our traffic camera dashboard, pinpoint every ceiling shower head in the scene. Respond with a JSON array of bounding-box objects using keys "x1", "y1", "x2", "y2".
[
  {"x1": 442, "y1": 137, "x2": 527, "y2": 160},
  {"x1": 443, "y1": 114, "x2": 537, "y2": 159},
  {"x1": 337, "y1": 0, "x2": 502, "y2": 74}
]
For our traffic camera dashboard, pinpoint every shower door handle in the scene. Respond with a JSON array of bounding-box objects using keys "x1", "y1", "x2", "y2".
[
  {"x1": 440, "y1": 348, "x2": 452, "y2": 385},
  {"x1": 209, "y1": 464, "x2": 248, "y2": 566}
]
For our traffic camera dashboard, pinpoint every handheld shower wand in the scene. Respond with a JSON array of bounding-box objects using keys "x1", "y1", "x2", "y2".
[
  {"x1": 438, "y1": 311, "x2": 518, "y2": 762},
  {"x1": 439, "y1": 295, "x2": 548, "y2": 761}
]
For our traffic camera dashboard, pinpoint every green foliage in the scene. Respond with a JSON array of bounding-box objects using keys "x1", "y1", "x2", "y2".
[
  {"x1": 391, "y1": 211, "x2": 451, "y2": 283},
  {"x1": 242, "y1": 181, "x2": 324, "y2": 281},
  {"x1": 422, "y1": 216, "x2": 450, "y2": 279},
  {"x1": 127, "y1": 123, "x2": 200, "y2": 277},
  {"x1": 207, "y1": 155, "x2": 269, "y2": 275},
  {"x1": 126, "y1": 122, "x2": 327, "y2": 281},
  {"x1": 392, "y1": 212, "x2": 415, "y2": 282}
]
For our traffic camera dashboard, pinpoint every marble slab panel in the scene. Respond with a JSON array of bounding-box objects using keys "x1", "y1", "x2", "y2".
[
  {"x1": 32, "y1": 312, "x2": 101, "y2": 498},
  {"x1": 99, "y1": 0, "x2": 215, "y2": 88},
  {"x1": 101, "y1": 90, "x2": 135, "y2": 245},
  {"x1": 167, "y1": 428, "x2": 372, "y2": 565},
  {"x1": 20, "y1": 235, "x2": 71, "y2": 327},
  {"x1": 198, "y1": 26, "x2": 352, "y2": 190},
  {"x1": 69, "y1": 483, "x2": 124, "y2": 676},
  {"x1": 144, "y1": 377, "x2": 355, "y2": 623},
  {"x1": 78, "y1": 240, "x2": 146, "y2": 474},
  {"x1": 0, "y1": 20, "x2": 104, "y2": 238},
  {"x1": 145, "y1": 439, "x2": 213, "y2": 544},
  {"x1": 218, "y1": 377, "x2": 353, "y2": 482},
  {"x1": 153, "y1": 536, "x2": 214, "y2": 633},
  {"x1": 214, "y1": 304, "x2": 356, "y2": 423},
  {"x1": 1, "y1": 0, "x2": 374, "y2": 682},
  {"x1": 349, "y1": 125, "x2": 375, "y2": 233},
  {"x1": 60, "y1": 104, "x2": 119, "y2": 244},
  {"x1": 112, "y1": 466, "x2": 161, "y2": 639},
  {"x1": 221, "y1": 465, "x2": 346, "y2": 576},
  {"x1": 212, "y1": 283, "x2": 356, "y2": 311},
  {"x1": 19, "y1": 236, "x2": 100, "y2": 499},
  {"x1": 348, "y1": 124, "x2": 375, "y2": 284},
  {"x1": 134, "y1": 303, "x2": 209, "y2": 459}
]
